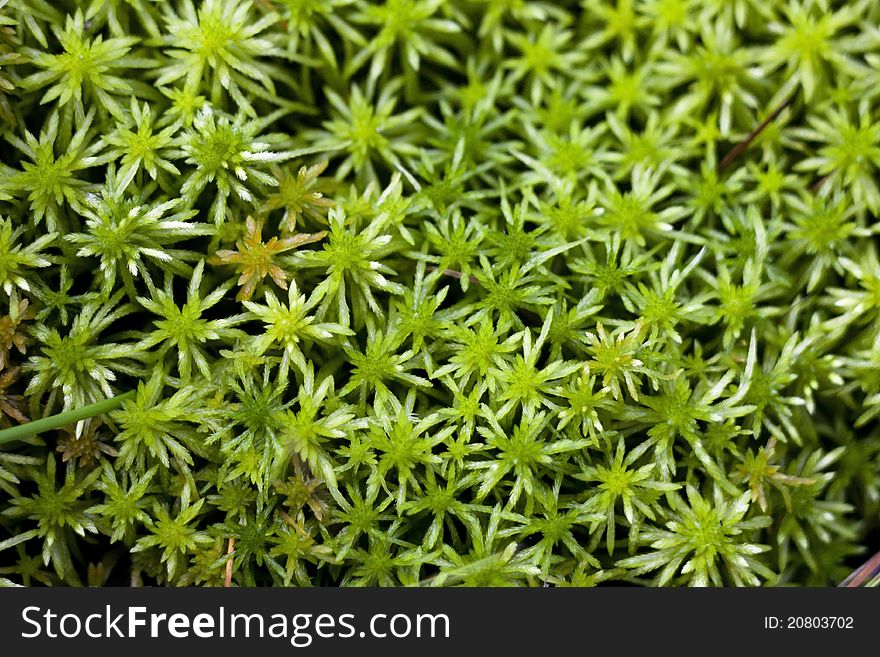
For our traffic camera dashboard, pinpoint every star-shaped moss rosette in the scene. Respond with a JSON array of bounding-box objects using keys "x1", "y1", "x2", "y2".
[{"x1": 210, "y1": 215, "x2": 326, "y2": 301}]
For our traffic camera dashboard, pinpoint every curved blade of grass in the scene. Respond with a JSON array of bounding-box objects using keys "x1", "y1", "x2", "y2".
[
  {"x1": 839, "y1": 549, "x2": 880, "y2": 587},
  {"x1": 0, "y1": 391, "x2": 135, "y2": 447}
]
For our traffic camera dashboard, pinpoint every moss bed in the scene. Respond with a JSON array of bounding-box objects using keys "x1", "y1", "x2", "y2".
[{"x1": 1, "y1": 0, "x2": 880, "y2": 587}]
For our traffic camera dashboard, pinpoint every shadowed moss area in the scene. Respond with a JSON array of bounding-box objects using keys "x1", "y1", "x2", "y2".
[{"x1": 0, "y1": 0, "x2": 879, "y2": 587}]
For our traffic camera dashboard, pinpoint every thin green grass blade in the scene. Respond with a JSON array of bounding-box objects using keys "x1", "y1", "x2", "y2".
[{"x1": 0, "y1": 391, "x2": 135, "y2": 446}]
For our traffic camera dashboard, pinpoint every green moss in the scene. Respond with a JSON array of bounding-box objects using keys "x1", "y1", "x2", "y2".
[{"x1": 0, "y1": 0, "x2": 879, "y2": 588}]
